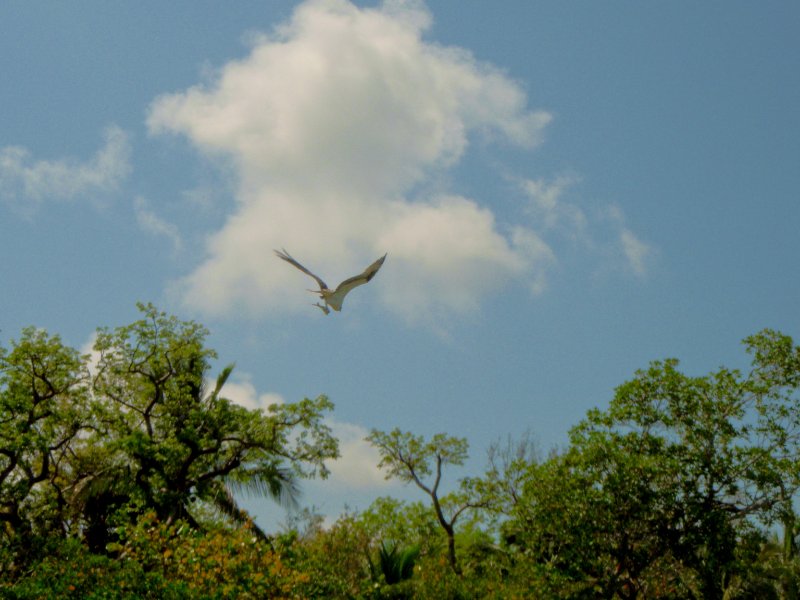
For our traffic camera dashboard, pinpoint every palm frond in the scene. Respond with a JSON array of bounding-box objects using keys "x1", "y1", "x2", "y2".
[
  {"x1": 210, "y1": 364, "x2": 235, "y2": 402},
  {"x1": 378, "y1": 541, "x2": 420, "y2": 584},
  {"x1": 224, "y1": 463, "x2": 301, "y2": 511},
  {"x1": 198, "y1": 480, "x2": 271, "y2": 543}
]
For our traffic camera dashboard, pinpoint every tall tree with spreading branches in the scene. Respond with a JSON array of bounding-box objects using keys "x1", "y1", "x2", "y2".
[{"x1": 367, "y1": 428, "x2": 487, "y2": 574}]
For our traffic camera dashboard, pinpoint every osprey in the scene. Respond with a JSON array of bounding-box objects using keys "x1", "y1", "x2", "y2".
[{"x1": 275, "y1": 248, "x2": 387, "y2": 315}]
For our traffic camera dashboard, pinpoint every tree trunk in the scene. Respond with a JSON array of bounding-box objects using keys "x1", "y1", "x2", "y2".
[
  {"x1": 430, "y1": 493, "x2": 461, "y2": 574},
  {"x1": 783, "y1": 514, "x2": 799, "y2": 600},
  {"x1": 446, "y1": 527, "x2": 460, "y2": 575}
]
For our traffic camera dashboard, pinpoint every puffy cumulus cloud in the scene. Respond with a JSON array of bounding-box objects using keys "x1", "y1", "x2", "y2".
[
  {"x1": 376, "y1": 196, "x2": 554, "y2": 315},
  {"x1": 325, "y1": 420, "x2": 396, "y2": 490},
  {"x1": 148, "y1": 0, "x2": 553, "y2": 321},
  {"x1": 149, "y1": 0, "x2": 547, "y2": 195},
  {"x1": 223, "y1": 378, "x2": 285, "y2": 411},
  {"x1": 0, "y1": 126, "x2": 130, "y2": 209}
]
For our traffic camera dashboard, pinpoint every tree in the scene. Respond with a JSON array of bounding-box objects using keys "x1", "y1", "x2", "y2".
[
  {"x1": 502, "y1": 329, "x2": 800, "y2": 599},
  {"x1": 478, "y1": 430, "x2": 540, "y2": 528},
  {"x1": 366, "y1": 428, "x2": 487, "y2": 574},
  {"x1": 0, "y1": 327, "x2": 90, "y2": 574},
  {"x1": 0, "y1": 302, "x2": 342, "y2": 568},
  {"x1": 72, "y1": 303, "x2": 340, "y2": 548},
  {"x1": 0, "y1": 304, "x2": 344, "y2": 588},
  {"x1": 507, "y1": 430, "x2": 696, "y2": 598}
]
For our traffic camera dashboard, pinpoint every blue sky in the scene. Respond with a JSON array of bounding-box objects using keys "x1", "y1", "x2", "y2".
[{"x1": 2, "y1": 1, "x2": 799, "y2": 528}]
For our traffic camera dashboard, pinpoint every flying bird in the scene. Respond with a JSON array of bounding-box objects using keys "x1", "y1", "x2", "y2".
[{"x1": 274, "y1": 249, "x2": 387, "y2": 315}]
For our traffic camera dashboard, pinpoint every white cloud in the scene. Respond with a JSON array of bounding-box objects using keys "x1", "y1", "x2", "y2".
[
  {"x1": 134, "y1": 196, "x2": 183, "y2": 252},
  {"x1": 0, "y1": 126, "x2": 130, "y2": 208},
  {"x1": 79, "y1": 332, "x2": 101, "y2": 378},
  {"x1": 223, "y1": 377, "x2": 285, "y2": 411},
  {"x1": 510, "y1": 226, "x2": 557, "y2": 295},
  {"x1": 519, "y1": 176, "x2": 653, "y2": 279},
  {"x1": 222, "y1": 372, "x2": 392, "y2": 490},
  {"x1": 521, "y1": 174, "x2": 587, "y2": 236},
  {"x1": 148, "y1": 0, "x2": 552, "y2": 322},
  {"x1": 605, "y1": 203, "x2": 653, "y2": 277},
  {"x1": 325, "y1": 420, "x2": 395, "y2": 490},
  {"x1": 619, "y1": 228, "x2": 651, "y2": 278}
]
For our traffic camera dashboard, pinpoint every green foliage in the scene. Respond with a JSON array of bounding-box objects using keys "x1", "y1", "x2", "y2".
[
  {"x1": 75, "y1": 303, "x2": 339, "y2": 547},
  {"x1": 3, "y1": 514, "x2": 314, "y2": 599},
  {"x1": 497, "y1": 328, "x2": 800, "y2": 598},
  {"x1": 0, "y1": 304, "x2": 339, "y2": 583},
  {"x1": 366, "y1": 429, "x2": 468, "y2": 484},
  {"x1": 374, "y1": 541, "x2": 420, "y2": 584},
  {"x1": 115, "y1": 512, "x2": 312, "y2": 599},
  {"x1": 4, "y1": 314, "x2": 800, "y2": 599},
  {"x1": 0, "y1": 327, "x2": 90, "y2": 574},
  {"x1": 366, "y1": 429, "x2": 488, "y2": 574},
  {"x1": 359, "y1": 497, "x2": 442, "y2": 555},
  {"x1": 275, "y1": 514, "x2": 375, "y2": 598},
  {"x1": 0, "y1": 536, "x2": 170, "y2": 599}
]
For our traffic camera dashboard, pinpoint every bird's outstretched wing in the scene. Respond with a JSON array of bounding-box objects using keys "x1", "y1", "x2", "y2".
[
  {"x1": 333, "y1": 254, "x2": 387, "y2": 296},
  {"x1": 274, "y1": 249, "x2": 329, "y2": 291},
  {"x1": 325, "y1": 253, "x2": 387, "y2": 311}
]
